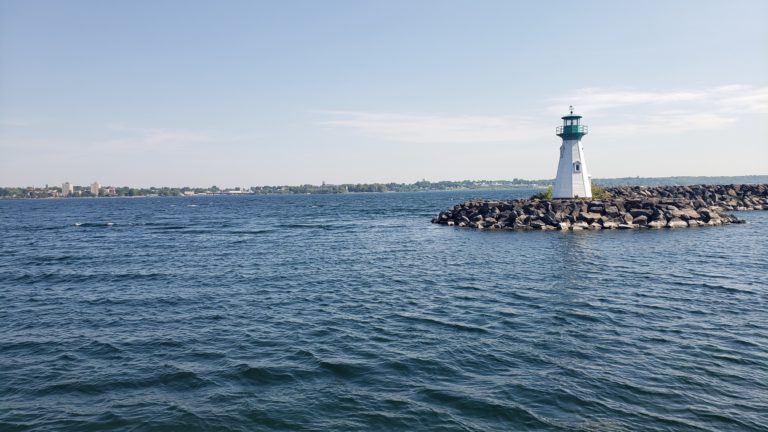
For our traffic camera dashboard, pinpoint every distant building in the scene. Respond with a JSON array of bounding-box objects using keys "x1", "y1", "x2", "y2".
[
  {"x1": 90, "y1": 181, "x2": 101, "y2": 196},
  {"x1": 62, "y1": 182, "x2": 74, "y2": 197}
]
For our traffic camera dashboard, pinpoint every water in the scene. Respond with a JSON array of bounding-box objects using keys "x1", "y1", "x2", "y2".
[{"x1": 1, "y1": 190, "x2": 767, "y2": 431}]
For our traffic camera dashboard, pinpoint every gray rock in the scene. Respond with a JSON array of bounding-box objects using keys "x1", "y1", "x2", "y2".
[
  {"x1": 579, "y1": 212, "x2": 603, "y2": 223},
  {"x1": 542, "y1": 213, "x2": 559, "y2": 226},
  {"x1": 679, "y1": 208, "x2": 700, "y2": 220},
  {"x1": 529, "y1": 220, "x2": 546, "y2": 229},
  {"x1": 629, "y1": 209, "x2": 653, "y2": 218},
  {"x1": 647, "y1": 220, "x2": 666, "y2": 229},
  {"x1": 605, "y1": 206, "x2": 620, "y2": 217},
  {"x1": 667, "y1": 218, "x2": 688, "y2": 228}
]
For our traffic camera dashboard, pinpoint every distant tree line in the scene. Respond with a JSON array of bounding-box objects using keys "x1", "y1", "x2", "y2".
[{"x1": 2, "y1": 176, "x2": 766, "y2": 199}]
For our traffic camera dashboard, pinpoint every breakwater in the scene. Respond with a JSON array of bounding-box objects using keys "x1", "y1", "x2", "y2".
[{"x1": 432, "y1": 184, "x2": 768, "y2": 230}]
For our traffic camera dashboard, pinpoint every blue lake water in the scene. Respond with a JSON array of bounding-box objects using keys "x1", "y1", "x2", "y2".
[{"x1": 1, "y1": 190, "x2": 767, "y2": 431}]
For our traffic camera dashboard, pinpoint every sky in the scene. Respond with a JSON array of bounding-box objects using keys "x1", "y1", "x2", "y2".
[{"x1": 1, "y1": 0, "x2": 767, "y2": 187}]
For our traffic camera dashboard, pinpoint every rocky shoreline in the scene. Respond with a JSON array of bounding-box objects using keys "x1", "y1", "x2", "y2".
[{"x1": 432, "y1": 184, "x2": 768, "y2": 231}]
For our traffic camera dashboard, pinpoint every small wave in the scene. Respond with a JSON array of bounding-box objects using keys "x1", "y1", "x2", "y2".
[
  {"x1": 395, "y1": 313, "x2": 489, "y2": 334},
  {"x1": 562, "y1": 310, "x2": 603, "y2": 323},
  {"x1": 318, "y1": 360, "x2": 370, "y2": 378},
  {"x1": 228, "y1": 229, "x2": 277, "y2": 235},
  {"x1": 147, "y1": 225, "x2": 187, "y2": 231},
  {"x1": 275, "y1": 222, "x2": 351, "y2": 231},
  {"x1": 416, "y1": 387, "x2": 553, "y2": 427},
  {"x1": 702, "y1": 282, "x2": 752, "y2": 294},
  {"x1": 231, "y1": 363, "x2": 304, "y2": 385},
  {"x1": 74, "y1": 222, "x2": 115, "y2": 228},
  {"x1": 78, "y1": 340, "x2": 124, "y2": 357},
  {"x1": 39, "y1": 370, "x2": 209, "y2": 396}
]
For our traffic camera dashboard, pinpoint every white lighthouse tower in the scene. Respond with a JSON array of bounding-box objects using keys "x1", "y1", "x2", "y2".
[{"x1": 553, "y1": 106, "x2": 592, "y2": 199}]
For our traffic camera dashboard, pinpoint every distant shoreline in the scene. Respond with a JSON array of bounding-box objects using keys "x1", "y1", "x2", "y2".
[
  {"x1": 1, "y1": 186, "x2": 544, "y2": 200},
  {"x1": 2, "y1": 176, "x2": 767, "y2": 200}
]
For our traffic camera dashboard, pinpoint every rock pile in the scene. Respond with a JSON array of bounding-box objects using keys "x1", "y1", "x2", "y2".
[
  {"x1": 605, "y1": 184, "x2": 768, "y2": 211},
  {"x1": 432, "y1": 184, "x2": 767, "y2": 231}
]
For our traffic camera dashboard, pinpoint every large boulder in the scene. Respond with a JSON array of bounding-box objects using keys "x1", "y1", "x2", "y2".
[
  {"x1": 647, "y1": 219, "x2": 666, "y2": 229},
  {"x1": 679, "y1": 208, "x2": 700, "y2": 220},
  {"x1": 604, "y1": 206, "x2": 621, "y2": 217},
  {"x1": 529, "y1": 220, "x2": 546, "y2": 230},
  {"x1": 578, "y1": 212, "x2": 603, "y2": 223},
  {"x1": 667, "y1": 218, "x2": 688, "y2": 228},
  {"x1": 542, "y1": 212, "x2": 559, "y2": 226},
  {"x1": 572, "y1": 221, "x2": 589, "y2": 230},
  {"x1": 629, "y1": 208, "x2": 653, "y2": 218}
]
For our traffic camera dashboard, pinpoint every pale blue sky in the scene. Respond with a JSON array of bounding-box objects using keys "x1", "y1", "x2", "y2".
[{"x1": 1, "y1": 0, "x2": 766, "y2": 187}]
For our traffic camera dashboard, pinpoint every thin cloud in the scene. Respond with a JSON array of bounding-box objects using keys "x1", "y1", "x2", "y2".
[
  {"x1": 551, "y1": 85, "x2": 768, "y2": 115},
  {"x1": 549, "y1": 88, "x2": 707, "y2": 114},
  {"x1": 720, "y1": 87, "x2": 768, "y2": 114},
  {"x1": 318, "y1": 111, "x2": 542, "y2": 144},
  {"x1": 106, "y1": 124, "x2": 217, "y2": 147},
  {"x1": 320, "y1": 85, "x2": 766, "y2": 143},
  {"x1": 599, "y1": 112, "x2": 738, "y2": 136}
]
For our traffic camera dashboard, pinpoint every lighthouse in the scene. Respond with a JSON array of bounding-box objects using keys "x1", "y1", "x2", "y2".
[{"x1": 553, "y1": 106, "x2": 592, "y2": 199}]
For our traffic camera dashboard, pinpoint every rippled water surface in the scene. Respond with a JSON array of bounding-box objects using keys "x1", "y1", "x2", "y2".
[{"x1": 1, "y1": 191, "x2": 767, "y2": 431}]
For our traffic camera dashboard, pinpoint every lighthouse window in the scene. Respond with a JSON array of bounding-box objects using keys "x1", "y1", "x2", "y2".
[{"x1": 574, "y1": 162, "x2": 581, "y2": 173}]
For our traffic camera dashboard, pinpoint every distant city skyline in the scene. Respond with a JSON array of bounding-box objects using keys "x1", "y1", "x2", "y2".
[{"x1": 1, "y1": 1, "x2": 767, "y2": 187}]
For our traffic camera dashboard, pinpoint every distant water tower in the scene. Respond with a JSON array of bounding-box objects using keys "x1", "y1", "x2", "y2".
[{"x1": 553, "y1": 106, "x2": 592, "y2": 199}]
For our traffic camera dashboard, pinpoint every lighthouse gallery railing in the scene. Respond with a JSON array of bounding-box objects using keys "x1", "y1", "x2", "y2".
[{"x1": 556, "y1": 125, "x2": 588, "y2": 135}]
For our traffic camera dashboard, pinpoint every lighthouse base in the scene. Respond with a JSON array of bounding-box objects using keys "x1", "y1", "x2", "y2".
[{"x1": 553, "y1": 139, "x2": 592, "y2": 199}]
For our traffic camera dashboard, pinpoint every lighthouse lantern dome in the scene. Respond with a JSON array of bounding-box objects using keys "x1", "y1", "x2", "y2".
[{"x1": 556, "y1": 106, "x2": 588, "y2": 140}]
